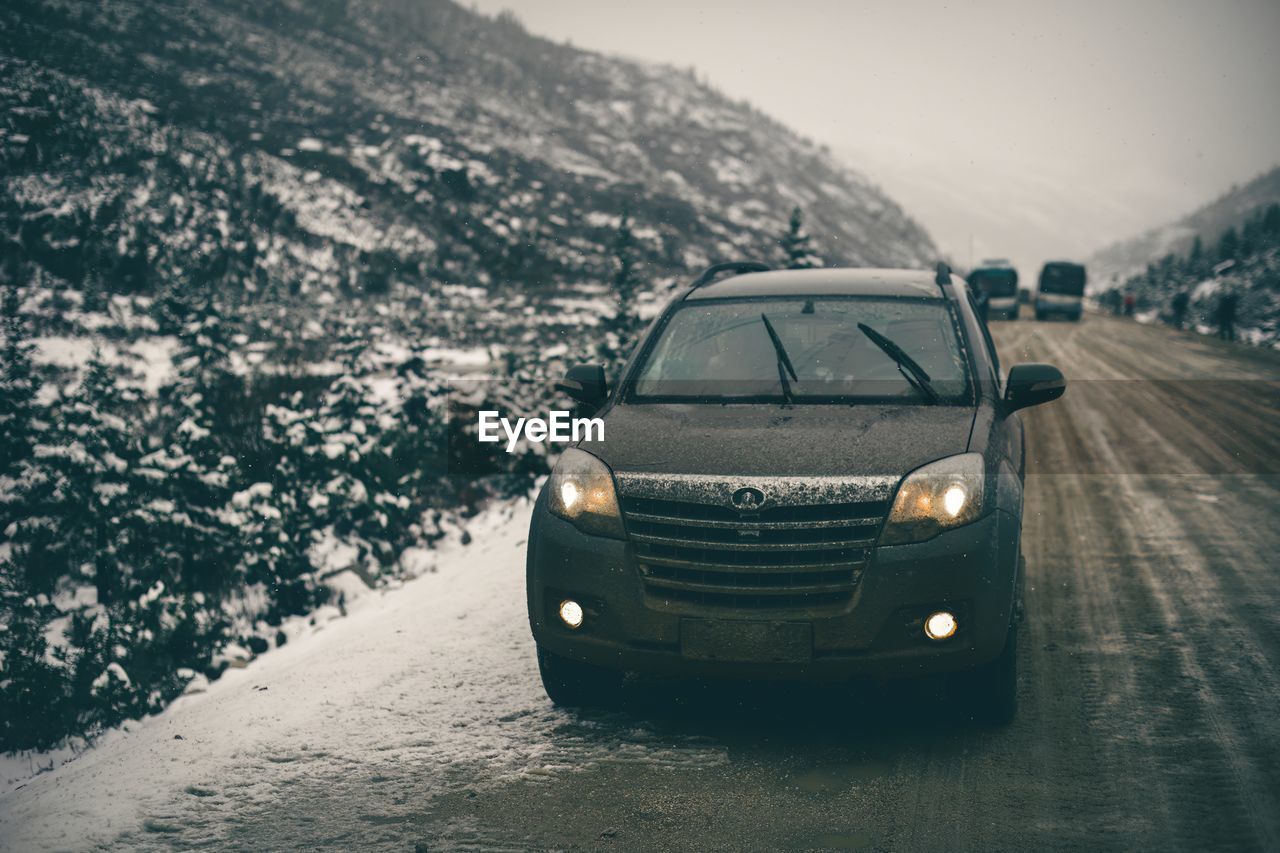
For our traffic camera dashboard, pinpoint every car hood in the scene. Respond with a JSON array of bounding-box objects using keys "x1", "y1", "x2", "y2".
[{"x1": 582, "y1": 403, "x2": 976, "y2": 479}]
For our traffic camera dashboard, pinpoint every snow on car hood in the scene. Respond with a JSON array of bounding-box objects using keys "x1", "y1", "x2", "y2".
[{"x1": 584, "y1": 402, "x2": 976, "y2": 479}]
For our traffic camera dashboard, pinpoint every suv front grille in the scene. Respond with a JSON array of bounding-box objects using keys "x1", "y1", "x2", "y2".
[{"x1": 621, "y1": 496, "x2": 889, "y2": 611}]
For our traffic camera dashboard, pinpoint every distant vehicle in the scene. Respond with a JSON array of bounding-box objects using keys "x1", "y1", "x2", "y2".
[
  {"x1": 968, "y1": 260, "x2": 1020, "y2": 320},
  {"x1": 1035, "y1": 262, "x2": 1086, "y2": 321},
  {"x1": 529, "y1": 262, "x2": 1067, "y2": 724},
  {"x1": 1017, "y1": 287, "x2": 1032, "y2": 305}
]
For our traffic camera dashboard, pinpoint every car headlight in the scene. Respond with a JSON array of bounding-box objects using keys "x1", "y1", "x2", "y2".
[
  {"x1": 879, "y1": 453, "x2": 985, "y2": 546},
  {"x1": 548, "y1": 448, "x2": 625, "y2": 539}
]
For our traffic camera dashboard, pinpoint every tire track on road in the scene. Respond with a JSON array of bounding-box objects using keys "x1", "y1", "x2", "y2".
[{"x1": 997, "y1": 316, "x2": 1280, "y2": 850}]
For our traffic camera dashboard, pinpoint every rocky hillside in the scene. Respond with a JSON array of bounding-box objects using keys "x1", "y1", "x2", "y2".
[
  {"x1": 1089, "y1": 166, "x2": 1280, "y2": 287},
  {"x1": 2, "y1": 0, "x2": 935, "y2": 305},
  {"x1": 0, "y1": 0, "x2": 939, "y2": 752}
]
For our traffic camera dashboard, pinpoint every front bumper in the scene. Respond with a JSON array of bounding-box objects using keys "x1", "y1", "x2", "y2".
[
  {"x1": 527, "y1": 493, "x2": 1021, "y2": 682},
  {"x1": 1036, "y1": 298, "x2": 1082, "y2": 318},
  {"x1": 987, "y1": 297, "x2": 1019, "y2": 317}
]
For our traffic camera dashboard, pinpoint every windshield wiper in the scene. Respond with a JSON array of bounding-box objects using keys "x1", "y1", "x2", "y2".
[
  {"x1": 856, "y1": 322, "x2": 940, "y2": 404},
  {"x1": 760, "y1": 313, "x2": 798, "y2": 405}
]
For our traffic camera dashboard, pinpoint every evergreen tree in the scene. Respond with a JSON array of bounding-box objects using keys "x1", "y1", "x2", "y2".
[
  {"x1": 257, "y1": 324, "x2": 413, "y2": 612},
  {"x1": 1240, "y1": 213, "x2": 1263, "y2": 258},
  {"x1": 134, "y1": 295, "x2": 244, "y2": 598},
  {"x1": 80, "y1": 270, "x2": 110, "y2": 315},
  {"x1": 0, "y1": 576, "x2": 69, "y2": 749},
  {"x1": 2, "y1": 351, "x2": 132, "y2": 599},
  {"x1": 1217, "y1": 226, "x2": 1240, "y2": 262},
  {"x1": 1263, "y1": 204, "x2": 1280, "y2": 238},
  {"x1": 610, "y1": 207, "x2": 639, "y2": 331},
  {"x1": 0, "y1": 284, "x2": 39, "y2": 477},
  {"x1": 780, "y1": 206, "x2": 822, "y2": 269},
  {"x1": 0, "y1": 341, "x2": 148, "y2": 751},
  {"x1": 54, "y1": 350, "x2": 137, "y2": 604},
  {"x1": 0, "y1": 282, "x2": 59, "y2": 594},
  {"x1": 0, "y1": 283, "x2": 74, "y2": 751}
]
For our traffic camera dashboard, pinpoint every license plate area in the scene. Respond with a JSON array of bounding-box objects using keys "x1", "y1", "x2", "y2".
[{"x1": 680, "y1": 619, "x2": 813, "y2": 663}]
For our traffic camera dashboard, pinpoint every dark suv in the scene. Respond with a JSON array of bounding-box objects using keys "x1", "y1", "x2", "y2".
[{"x1": 526, "y1": 263, "x2": 1065, "y2": 723}]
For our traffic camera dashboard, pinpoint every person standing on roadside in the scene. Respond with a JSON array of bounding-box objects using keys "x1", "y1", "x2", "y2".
[
  {"x1": 1170, "y1": 289, "x2": 1189, "y2": 330},
  {"x1": 1123, "y1": 292, "x2": 1136, "y2": 317},
  {"x1": 1216, "y1": 288, "x2": 1239, "y2": 341}
]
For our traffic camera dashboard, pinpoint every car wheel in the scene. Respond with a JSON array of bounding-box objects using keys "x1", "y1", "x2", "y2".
[
  {"x1": 953, "y1": 623, "x2": 1018, "y2": 725},
  {"x1": 537, "y1": 644, "x2": 623, "y2": 709},
  {"x1": 1010, "y1": 307, "x2": 1020, "y2": 321},
  {"x1": 1034, "y1": 310, "x2": 1045, "y2": 321}
]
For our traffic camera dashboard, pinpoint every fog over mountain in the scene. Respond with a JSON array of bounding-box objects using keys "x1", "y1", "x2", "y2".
[
  {"x1": 472, "y1": 0, "x2": 1280, "y2": 285},
  {"x1": 1089, "y1": 165, "x2": 1280, "y2": 284},
  {"x1": 839, "y1": 141, "x2": 1209, "y2": 280}
]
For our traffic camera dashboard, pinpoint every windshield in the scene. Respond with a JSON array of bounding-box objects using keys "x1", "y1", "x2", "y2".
[
  {"x1": 630, "y1": 297, "x2": 971, "y2": 403},
  {"x1": 970, "y1": 269, "x2": 1018, "y2": 297},
  {"x1": 1040, "y1": 264, "x2": 1086, "y2": 296}
]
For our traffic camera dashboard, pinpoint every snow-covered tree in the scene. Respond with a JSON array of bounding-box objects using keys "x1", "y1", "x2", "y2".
[
  {"x1": 0, "y1": 282, "x2": 60, "y2": 595},
  {"x1": 53, "y1": 350, "x2": 137, "y2": 603},
  {"x1": 1, "y1": 349, "x2": 135, "y2": 598},
  {"x1": 780, "y1": 206, "x2": 823, "y2": 269},
  {"x1": 610, "y1": 207, "x2": 640, "y2": 331},
  {"x1": 0, "y1": 582, "x2": 70, "y2": 749},
  {"x1": 80, "y1": 271, "x2": 110, "y2": 315},
  {"x1": 132, "y1": 295, "x2": 244, "y2": 597},
  {"x1": 0, "y1": 284, "x2": 39, "y2": 478}
]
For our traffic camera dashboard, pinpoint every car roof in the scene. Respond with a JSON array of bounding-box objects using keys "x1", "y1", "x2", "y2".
[{"x1": 683, "y1": 268, "x2": 948, "y2": 301}]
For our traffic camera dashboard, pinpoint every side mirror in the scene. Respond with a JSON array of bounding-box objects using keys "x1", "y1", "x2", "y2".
[
  {"x1": 556, "y1": 363, "x2": 609, "y2": 409},
  {"x1": 1004, "y1": 363, "x2": 1065, "y2": 413}
]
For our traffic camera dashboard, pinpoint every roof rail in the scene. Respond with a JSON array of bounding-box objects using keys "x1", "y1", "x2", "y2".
[
  {"x1": 690, "y1": 261, "x2": 771, "y2": 289},
  {"x1": 935, "y1": 261, "x2": 952, "y2": 286}
]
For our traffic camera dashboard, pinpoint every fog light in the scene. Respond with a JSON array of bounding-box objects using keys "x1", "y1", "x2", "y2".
[
  {"x1": 924, "y1": 610, "x2": 957, "y2": 641},
  {"x1": 558, "y1": 599, "x2": 584, "y2": 629}
]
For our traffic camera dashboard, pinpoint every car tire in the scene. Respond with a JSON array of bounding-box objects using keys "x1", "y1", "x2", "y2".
[
  {"x1": 1010, "y1": 307, "x2": 1020, "y2": 321},
  {"x1": 1034, "y1": 310, "x2": 1045, "y2": 321},
  {"x1": 537, "y1": 644, "x2": 623, "y2": 709},
  {"x1": 953, "y1": 623, "x2": 1018, "y2": 725}
]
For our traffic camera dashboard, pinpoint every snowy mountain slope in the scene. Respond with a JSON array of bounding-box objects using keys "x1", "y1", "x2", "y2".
[
  {"x1": 2, "y1": 0, "x2": 937, "y2": 305},
  {"x1": 0, "y1": 0, "x2": 940, "y2": 757},
  {"x1": 1089, "y1": 165, "x2": 1280, "y2": 286}
]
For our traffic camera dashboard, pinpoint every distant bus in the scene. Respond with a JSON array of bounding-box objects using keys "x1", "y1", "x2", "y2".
[
  {"x1": 1035, "y1": 261, "x2": 1086, "y2": 322},
  {"x1": 968, "y1": 260, "x2": 1020, "y2": 319}
]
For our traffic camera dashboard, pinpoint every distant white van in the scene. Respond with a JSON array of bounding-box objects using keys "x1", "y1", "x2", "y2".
[
  {"x1": 1035, "y1": 262, "x2": 1086, "y2": 322},
  {"x1": 969, "y1": 260, "x2": 1020, "y2": 319}
]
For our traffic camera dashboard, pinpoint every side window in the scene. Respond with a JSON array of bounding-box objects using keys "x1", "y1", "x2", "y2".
[{"x1": 966, "y1": 291, "x2": 1003, "y2": 386}]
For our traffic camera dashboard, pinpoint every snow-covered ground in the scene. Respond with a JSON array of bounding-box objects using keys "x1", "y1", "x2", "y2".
[
  {"x1": 0, "y1": 499, "x2": 550, "y2": 848},
  {"x1": 0, "y1": 495, "x2": 725, "y2": 850}
]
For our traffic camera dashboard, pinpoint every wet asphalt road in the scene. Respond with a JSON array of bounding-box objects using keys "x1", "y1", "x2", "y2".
[
  {"x1": 407, "y1": 313, "x2": 1280, "y2": 852},
  {"x1": 4, "y1": 312, "x2": 1280, "y2": 852}
]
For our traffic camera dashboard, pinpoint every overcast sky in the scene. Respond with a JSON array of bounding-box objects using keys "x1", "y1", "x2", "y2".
[{"x1": 469, "y1": 0, "x2": 1280, "y2": 275}]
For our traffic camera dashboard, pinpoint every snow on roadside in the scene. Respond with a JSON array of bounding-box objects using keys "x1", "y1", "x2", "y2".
[
  {"x1": 0, "y1": 494, "x2": 552, "y2": 845},
  {"x1": 0, "y1": 500, "x2": 512, "y2": 796}
]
